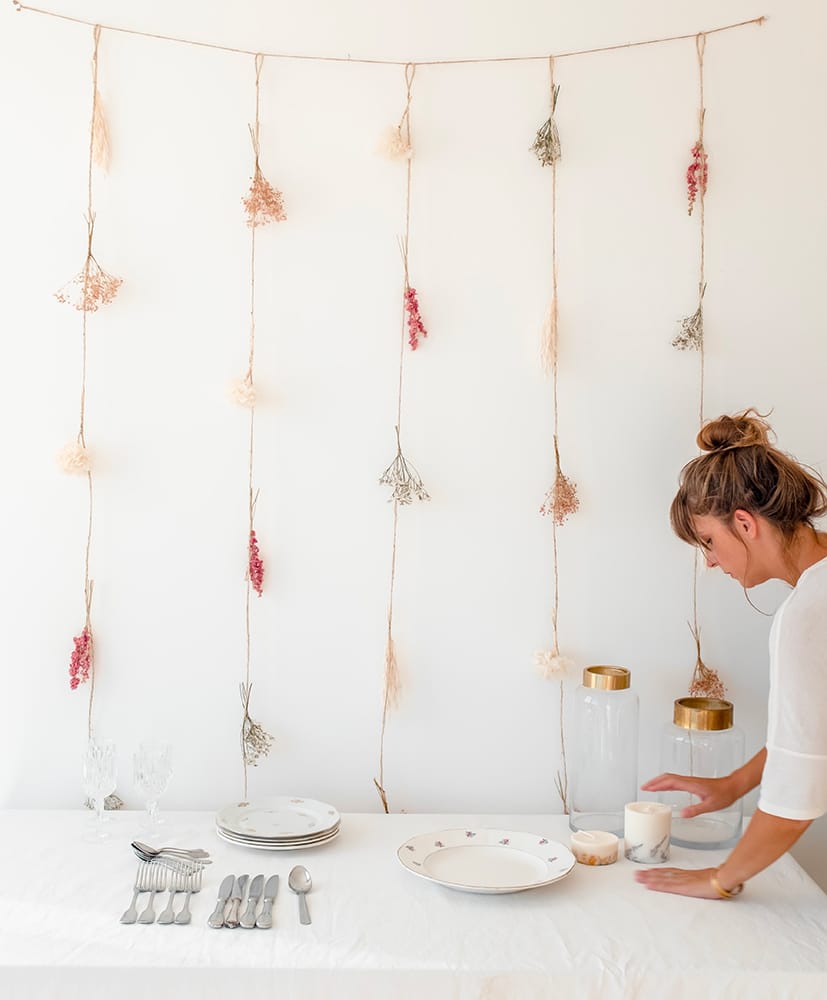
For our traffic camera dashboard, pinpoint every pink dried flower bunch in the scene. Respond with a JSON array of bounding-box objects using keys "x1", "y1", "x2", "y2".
[
  {"x1": 686, "y1": 141, "x2": 708, "y2": 216},
  {"x1": 404, "y1": 286, "x2": 427, "y2": 350},
  {"x1": 540, "y1": 469, "x2": 580, "y2": 526},
  {"x1": 69, "y1": 625, "x2": 92, "y2": 690},
  {"x1": 248, "y1": 530, "x2": 264, "y2": 596},
  {"x1": 689, "y1": 659, "x2": 726, "y2": 700},
  {"x1": 243, "y1": 167, "x2": 287, "y2": 227},
  {"x1": 55, "y1": 256, "x2": 122, "y2": 312}
]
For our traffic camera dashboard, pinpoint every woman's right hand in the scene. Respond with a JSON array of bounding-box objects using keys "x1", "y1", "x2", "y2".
[{"x1": 639, "y1": 772, "x2": 738, "y2": 818}]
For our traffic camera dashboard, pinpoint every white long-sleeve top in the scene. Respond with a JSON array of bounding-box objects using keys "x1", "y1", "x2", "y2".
[{"x1": 758, "y1": 556, "x2": 827, "y2": 820}]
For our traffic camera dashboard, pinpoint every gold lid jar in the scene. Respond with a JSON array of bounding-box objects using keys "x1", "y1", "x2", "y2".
[
  {"x1": 673, "y1": 697, "x2": 733, "y2": 731},
  {"x1": 582, "y1": 665, "x2": 631, "y2": 691}
]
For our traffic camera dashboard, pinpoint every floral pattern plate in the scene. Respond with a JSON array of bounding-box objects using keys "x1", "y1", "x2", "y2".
[
  {"x1": 216, "y1": 797, "x2": 340, "y2": 839},
  {"x1": 396, "y1": 828, "x2": 576, "y2": 894}
]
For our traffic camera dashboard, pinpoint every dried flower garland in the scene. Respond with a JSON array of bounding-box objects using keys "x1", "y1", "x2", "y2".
[
  {"x1": 531, "y1": 84, "x2": 561, "y2": 166},
  {"x1": 240, "y1": 682, "x2": 274, "y2": 766},
  {"x1": 404, "y1": 286, "x2": 427, "y2": 350},
  {"x1": 248, "y1": 529, "x2": 264, "y2": 596},
  {"x1": 54, "y1": 223, "x2": 122, "y2": 312},
  {"x1": 379, "y1": 426, "x2": 430, "y2": 505},
  {"x1": 243, "y1": 163, "x2": 287, "y2": 228},
  {"x1": 540, "y1": 463, "x2": 580, "y2": 526}
]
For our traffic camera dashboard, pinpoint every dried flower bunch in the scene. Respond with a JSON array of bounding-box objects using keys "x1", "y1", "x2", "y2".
[
  {"x1": 229, "y1": 375, "x2": 256, "y2": 408},
  {"x1": 55, "y1": 255, "x2": 122, "y2": 312},
  {"x1": 379, "y1": 124, "x2": 412, "y2": 161},
  {"x1": 531, "y1": 85, "x2": 561, "y2": 166},
  {"x1": 379, "y1": 434, "x2": 431, "y2": 505},
  {"x1": 404, "y1": 286, "x2": 427, "y2": 350},
  {"x1": 540, "y1": 466, "x2": 580, "y2": 526},
  {"x1": 242, "y1": 165, "x2": 287, "y2": 228},
  {"x1": 69, "y1": 625, "x2": 92, "y2": 690},
  {"x1": 686, "y1": 140, "x2": 708, "y2": 215},
  {"x1": 688, "y1": 624, "x2": 726, "y2": 699},
  {"x1": 673, "y1": 303, "x2": 704, "y2": 351},
  {"x1": 240, "y1": 682, "x2": 274, "y2": 766},
  {"x1": 248, "y1": 529, "x2": 264, "y2": 596},
  {"x1": 57, "y1": 441, "x2": 92, "y2": 474},
  {"x1": 533, "y1": 649, "x2": 574, "y2": 680}
]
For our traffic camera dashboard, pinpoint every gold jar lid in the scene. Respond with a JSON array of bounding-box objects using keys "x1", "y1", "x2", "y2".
[
  {"x1": 673, "y1": 697, "x2": 733, "y2": 731},
  {"x1": 582, "y1": 665, "x2": 631, "y2": 690}
]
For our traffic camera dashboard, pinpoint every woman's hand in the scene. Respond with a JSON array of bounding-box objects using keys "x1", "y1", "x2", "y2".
[
  {"x1": 634, "y1": 866, "x2": 721, "y2": 898},
  {"x1": 639, "y1": 772, "x2": 737, "y2": 818}
]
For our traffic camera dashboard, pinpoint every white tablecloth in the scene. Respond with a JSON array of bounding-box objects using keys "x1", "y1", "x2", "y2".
[{"x1": 1, "y1": 810, "x2": 825, "y2": 999}]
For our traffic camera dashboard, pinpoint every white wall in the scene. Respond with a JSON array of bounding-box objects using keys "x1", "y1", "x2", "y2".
[{"x1": 1, "y1": 1, "x2": 825, "y2": 885}]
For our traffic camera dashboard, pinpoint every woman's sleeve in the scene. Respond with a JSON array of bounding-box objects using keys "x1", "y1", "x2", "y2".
[{"x1": 758, "y1": 590, "x2": 827, "y2": 821}]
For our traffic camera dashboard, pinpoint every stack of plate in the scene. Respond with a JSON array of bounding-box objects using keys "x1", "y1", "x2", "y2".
[{"x1": 215, "y1": 796, "x2": 340, "y2": 851}]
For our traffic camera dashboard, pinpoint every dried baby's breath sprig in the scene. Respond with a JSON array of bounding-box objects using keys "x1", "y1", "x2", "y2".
[
  {"x1": 688, "y1": 623, "x2": 727, "y2": 700},
  {"x1": 673, "y1": 284, "x2": 706, "y2": 352},
  {"x1": 240, "y1": 681, "x2": 274, "y2": 766},
  {"x1": 540, "y1": 462, "x2": 580, "y2": 526},
  {"x1": 379, "y1": 124, "x2": 412, "y2": 161},
  {"x1": 531, "y1": 85, "x2": 561, "y2": 166},
  {"x1": 379, "y1": 426, "x2": 431, "y2": 505},
  {"x1": 55, "y1": 256, "x2": 122, "y2": 312},
  {"x1": 228, "y1": 375, "x2": 257, "y2": 408},
  {"x1": 58, "y1": 440, "x2": 92, "y2": 474},
  {"x1": 243, "y1": 165, "x2": 287, "y2": 227}
]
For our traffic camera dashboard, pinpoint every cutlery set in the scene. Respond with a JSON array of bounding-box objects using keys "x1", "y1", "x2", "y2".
[{"x1": 208, "y1": 865, "x2": 312, "y2": 928}]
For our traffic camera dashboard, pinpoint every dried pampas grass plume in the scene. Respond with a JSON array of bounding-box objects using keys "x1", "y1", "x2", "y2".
[
  {"x1": 58, "y1": 441, "x2": 92, "y2": 474},
  {"x1": 540, "y1": 299, "x2": 558, "y2": 375},
  {"x1": 92, "y1": 89, "x2": 111, "y2": 172},
  {"x1": 533, "y1": 649, "x2": 574, "y2": 679},
  {"x1": 379, "y1": 125, "x2": 412, "y2": 161}
]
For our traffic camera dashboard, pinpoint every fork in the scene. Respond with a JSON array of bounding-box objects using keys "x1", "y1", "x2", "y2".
[
  {"x1": 120, "y1": 861, "x2": 155, "y2": 924},
  {"x1": 174, "y1": 866, "x2": 203, "y2": 925},
  {"x1": 157, "y1": 866, "x2": 188, "y2": 924},
  {"x1": 137, "y1": 863, "x2": 166, "y2": 923}
]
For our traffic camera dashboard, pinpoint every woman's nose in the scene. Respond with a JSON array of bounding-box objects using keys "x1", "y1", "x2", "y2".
[{"x1": 704, "y1": 552, "x2": 717, "y2": 569}]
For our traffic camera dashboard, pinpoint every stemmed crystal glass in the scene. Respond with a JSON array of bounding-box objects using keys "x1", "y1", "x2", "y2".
[
  {"x1": 82, "y1": 738, "x2": 117, "y2": 841},
  {"x1": 133, "y1": 740, "x2": 173, "y2": 832}
]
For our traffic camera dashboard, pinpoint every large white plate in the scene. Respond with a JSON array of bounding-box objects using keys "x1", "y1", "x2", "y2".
[
  {"x1": 216, "y1": 797, "x2": 340, "y2": 838},
  {"x1": 397, "y1": 828, "x2": 576, "y2": 894},
  {"x1": 216, "y1": 825, "x2": 340, "y2": 851}
]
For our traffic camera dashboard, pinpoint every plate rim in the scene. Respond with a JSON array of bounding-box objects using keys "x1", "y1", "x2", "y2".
[{"x1": 215, "y1": 826, "x2": 340, "y2": 851}]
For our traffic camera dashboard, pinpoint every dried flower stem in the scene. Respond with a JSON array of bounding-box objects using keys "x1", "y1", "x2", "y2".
[
  {"x1": 240, "y1": 681, "x2": 274, "y2": 767},
  {"x1": 688, "y1": 622, "x2": 726, "y2": 700},
  {"x1": 531, "y1": 84, "x2": 561, "y2": 166},
  {"x1": 379, "y1": 426, "x2": 431, "y2": 504}
]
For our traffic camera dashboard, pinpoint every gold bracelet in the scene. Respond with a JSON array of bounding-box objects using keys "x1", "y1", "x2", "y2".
[{"x1": 710, "y1": 871, "x2": 744, "y2": 899}]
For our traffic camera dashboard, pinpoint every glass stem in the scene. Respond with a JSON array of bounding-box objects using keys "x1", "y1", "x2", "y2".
[
  {"x1": 95, "y1": 795, "x2": 105, "y2": 830},
  {"x1": 147, "y1": 799, "x2": 158, "y2": 823}
]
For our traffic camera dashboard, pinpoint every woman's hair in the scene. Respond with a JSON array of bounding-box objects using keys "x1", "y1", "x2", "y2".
[{"x1": 670, "y1": 409, "x2": 827, "y2": 546}]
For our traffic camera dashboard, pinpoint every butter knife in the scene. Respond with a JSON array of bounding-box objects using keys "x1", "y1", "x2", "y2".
[
  {"x1": 255, "y1": 874, "x2": 279, "y2": 929},
  {"x1": 207, "y1": 874, "x2": 235, "y2": 929},
  {"x1": 240, "y1": 873, "x2": 264, "y2": 928},
  {"x1": 224, "y1": 874, "x2": 249, "y2": 928}
]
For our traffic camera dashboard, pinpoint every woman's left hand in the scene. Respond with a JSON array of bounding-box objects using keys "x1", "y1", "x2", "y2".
[{"x1": 634, "y1": 866, "x2": 720, "y2": 898}]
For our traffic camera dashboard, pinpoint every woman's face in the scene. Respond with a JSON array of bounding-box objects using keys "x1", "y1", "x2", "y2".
[{"x1": 692, "y1": 513, "x2": 760, "y2": 587}]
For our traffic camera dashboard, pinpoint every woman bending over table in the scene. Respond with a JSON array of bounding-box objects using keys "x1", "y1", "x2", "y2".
[{"x1": 636, "y1": 409, "x2": 827, "y2": 900}]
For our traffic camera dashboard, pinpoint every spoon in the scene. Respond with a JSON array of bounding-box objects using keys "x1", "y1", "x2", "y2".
[
  {"x1": 288, "y1": 865, "x2": 312, "y2": 925},
  {"x1": 132, "y1": 840, "x2": 210, "y2": 859}
]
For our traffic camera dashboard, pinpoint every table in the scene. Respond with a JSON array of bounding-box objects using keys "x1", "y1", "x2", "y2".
[{"x1": 1, "y1": 810, "x2": 826, "y2": 999}]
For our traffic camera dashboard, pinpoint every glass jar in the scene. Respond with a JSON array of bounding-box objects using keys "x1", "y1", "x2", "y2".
[
  {"x1": 659, "y1": 697, "x2": 744, "y2": 849},
  {"x1": 569, "y1": 666, "x2": 639, "y2": 838}
]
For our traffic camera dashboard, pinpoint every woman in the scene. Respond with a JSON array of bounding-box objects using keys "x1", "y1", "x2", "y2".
[{"x1": 636, "y1": 410, "x2": 827, "y2": 899}]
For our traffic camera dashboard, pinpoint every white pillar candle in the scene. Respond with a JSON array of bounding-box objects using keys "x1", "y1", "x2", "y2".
[
  {"x1": 570, "y1": 829, "x2": 619, "y2": 866},
  {"x1": 624, "y1": 801, "x2": 671, "y2": 864}
]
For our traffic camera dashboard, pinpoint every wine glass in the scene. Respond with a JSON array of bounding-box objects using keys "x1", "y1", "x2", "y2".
[
  {"x1": 81, "y1": 739, "x2": 117, "y2": 841},
  {"x1": 133, "y1": 740, "x2": 173, "y2": 832}
]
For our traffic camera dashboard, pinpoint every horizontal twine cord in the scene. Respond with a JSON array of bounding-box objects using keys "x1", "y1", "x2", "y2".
[{"x1": 12, "y1": 5, "x2": 766, "y2": 66}]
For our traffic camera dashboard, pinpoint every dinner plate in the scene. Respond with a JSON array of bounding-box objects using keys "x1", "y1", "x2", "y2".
[
  {"x1": 216, "y1": 797, "x2": 340, "y2": 838},
  {"x1": 396, "y1": 828, "x2": 576, "y2": 894},
  {"x1": 215, "y1": 819, "x2": 340, "y2": 845},
  {"x1": 216, "y1": 825, "x2": 340, "y2": 851}
]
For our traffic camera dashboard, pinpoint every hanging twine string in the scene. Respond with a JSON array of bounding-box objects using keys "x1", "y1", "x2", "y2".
[
  {"x1": 375, "y1": 64, "x2": 420, "y2": 815},
  {"x1": 686, "y1": 34, "x2": 725, "y2": 700},
  {"x1": 240, "y1": 53, "x2": 274, "y2": 801},
  {"x1": 11, "y1": 5, "x2": 765, "y2": 65}
]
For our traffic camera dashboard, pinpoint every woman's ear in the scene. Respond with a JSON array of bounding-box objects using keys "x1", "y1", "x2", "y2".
[{"x1": 733, "y1": 509, "x2": 758, "y2": 539}]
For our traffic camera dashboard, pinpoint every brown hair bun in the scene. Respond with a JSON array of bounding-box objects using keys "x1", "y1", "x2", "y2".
[{"x1": 696, "y1": 409, "x2": 771, "y2": 453}]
